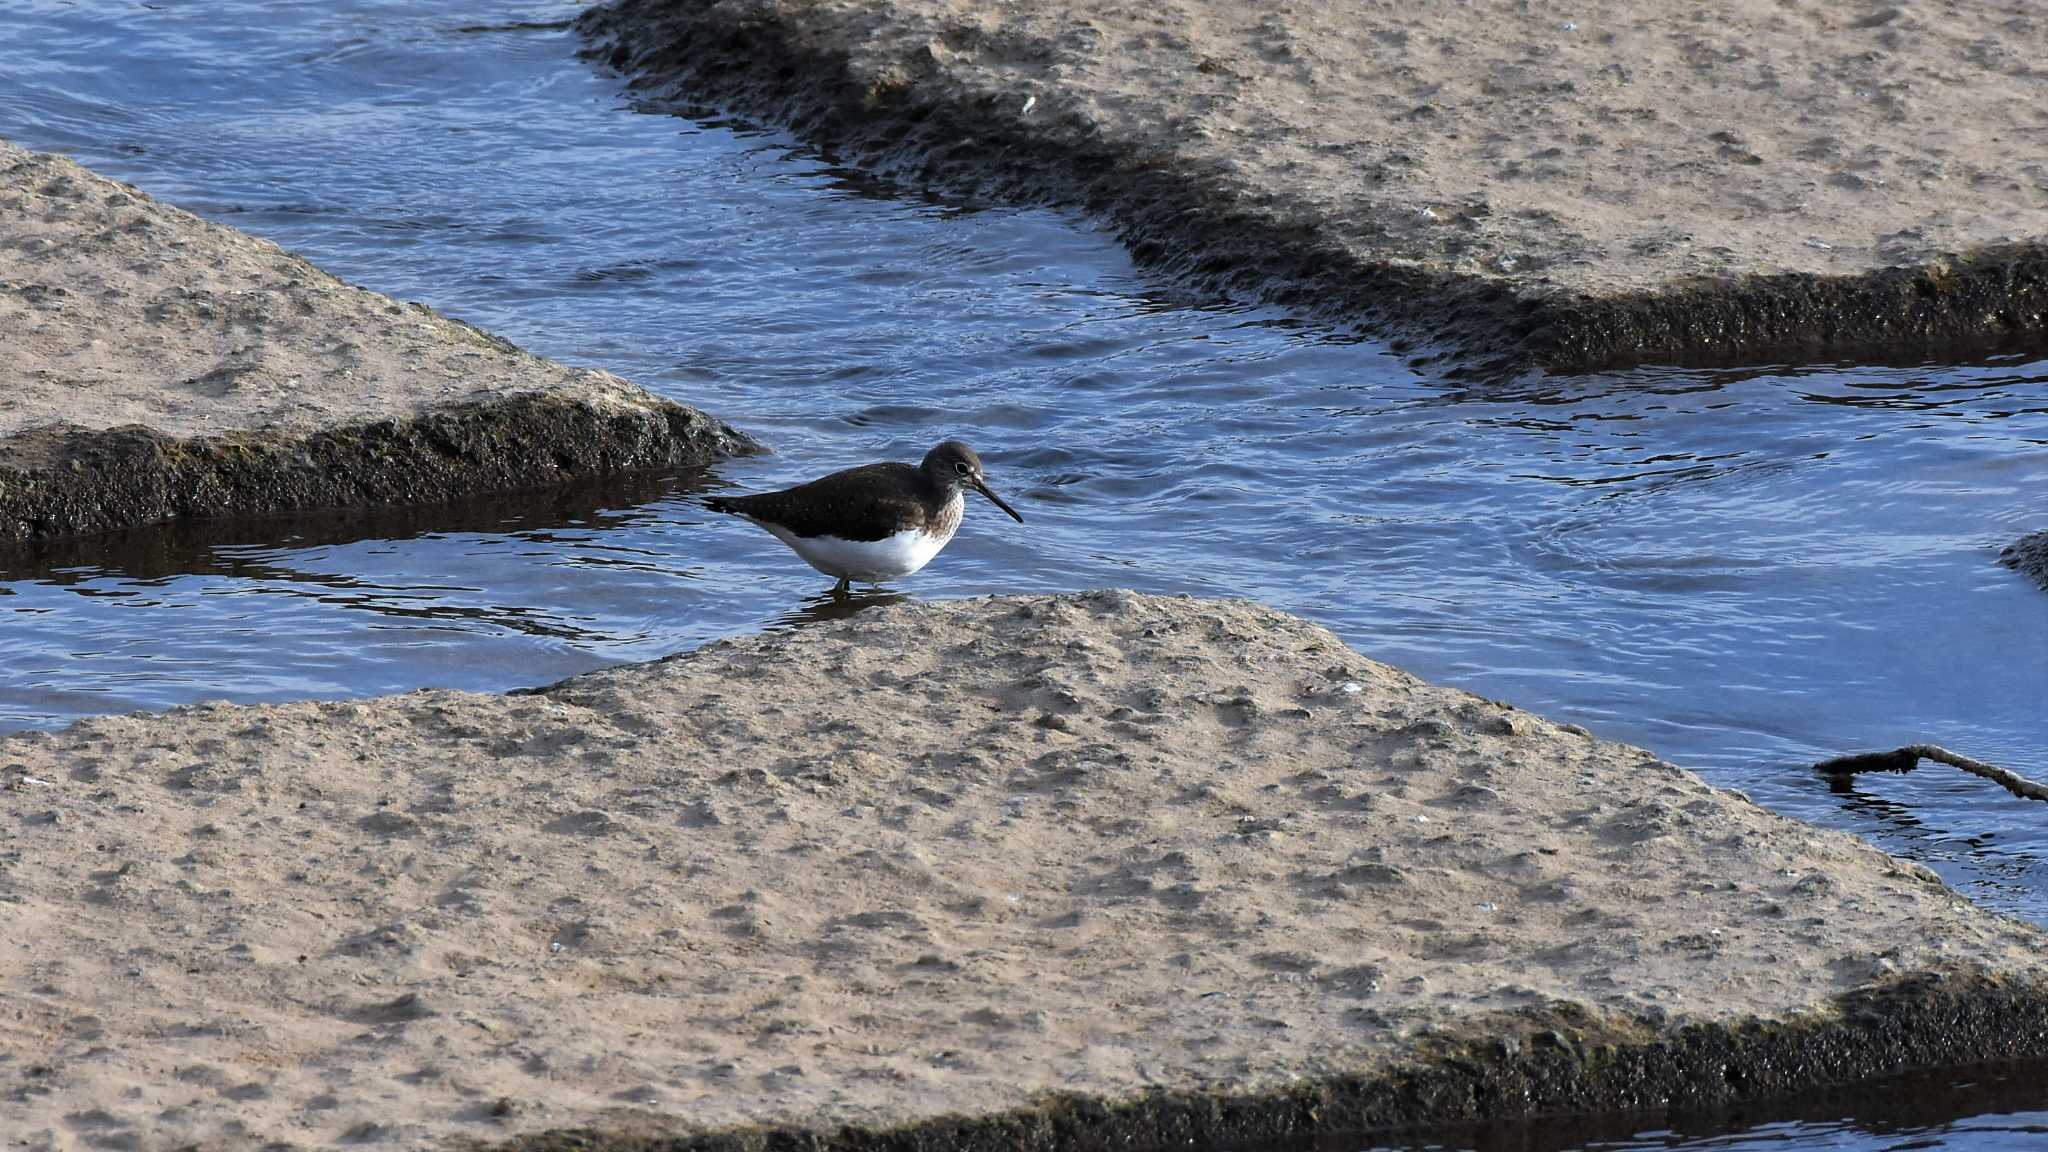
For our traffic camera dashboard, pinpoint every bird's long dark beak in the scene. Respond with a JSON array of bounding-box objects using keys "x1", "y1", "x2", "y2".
[{"x1": 972, "y1": 476, "x2": 1024, "y2": 523}]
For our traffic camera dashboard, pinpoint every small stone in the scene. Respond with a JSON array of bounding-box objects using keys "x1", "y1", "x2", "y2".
[{"x1": 1792, "y1": 872, "x2": 1836, "y2": 897}]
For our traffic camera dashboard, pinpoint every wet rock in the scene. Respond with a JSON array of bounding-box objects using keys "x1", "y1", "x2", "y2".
[
  {"x1": 0, "y1": 140, "x2": 756, "y2": 544},
  {"x1": 6, "y1": 592, "x2": 2047, "y2": 1148},
  {"x1": 2001, "y1": 530, "x2": 2048, "y2": 592},
  {"x1": 580, "y1": 0, "x2": 2048, "y2": 373}
]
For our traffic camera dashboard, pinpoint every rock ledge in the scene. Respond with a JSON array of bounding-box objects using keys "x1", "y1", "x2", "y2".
[
  {"x1": 579, "y1": 0, "x2": 2048, "y2": 372},
  {"x1": 5, "y1": 592, "x2": 2043, "y2": 1149},
  {"x1": 1, "y1": 139, "x2": 756, "y2": 542}
]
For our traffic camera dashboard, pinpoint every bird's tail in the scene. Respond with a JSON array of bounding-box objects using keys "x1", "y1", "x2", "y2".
[{"x1": 701, "y1": 494, "x2": 742, "y2": 516}]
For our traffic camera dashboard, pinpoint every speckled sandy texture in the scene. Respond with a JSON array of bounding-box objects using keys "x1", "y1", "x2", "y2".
[
  {"x1": 0, "y1": 139, "x2": 753, "y2": 538},
  {"x1": 4, "y1": 592, "x2": 2043, "y2": 1150},
  {"x1": 581, "y1": 0, "x2": 2048, "y2": 369}
]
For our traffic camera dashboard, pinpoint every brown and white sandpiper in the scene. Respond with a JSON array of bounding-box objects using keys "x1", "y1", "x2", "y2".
[{"x1": 704, "y1": 440, "x2": 1024, "y2": 595}]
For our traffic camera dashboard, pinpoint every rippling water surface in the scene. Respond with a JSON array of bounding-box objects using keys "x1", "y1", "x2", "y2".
[{"x1": 1, "y1": 4, "x2": 2045, "y2": 1144}]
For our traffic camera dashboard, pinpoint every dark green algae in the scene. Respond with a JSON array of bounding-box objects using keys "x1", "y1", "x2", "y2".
[
  {"x1": 475, "y1": 967, "x2": 2048, "y2": 1152},
  {"x1": 0, "y1": 392, "x2": 758, "y2": 545},
  {"x1": 577, "y1": 0, "x2": 2048, "y2": 375},
  {"x1": 2003, "y1": 531, "x2": 2048, "y2": 592}
]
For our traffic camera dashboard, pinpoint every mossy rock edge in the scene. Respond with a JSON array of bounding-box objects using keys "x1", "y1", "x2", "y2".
[
  {"x1": 477, "y1": 967, "x2": 2048, "y2": 1152},
  {"x1": 0, "y1": 393, "x2": 761, "y2": 544}
]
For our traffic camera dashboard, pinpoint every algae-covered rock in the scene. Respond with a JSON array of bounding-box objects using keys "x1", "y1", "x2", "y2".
[
  {"x1": 2002, "y1": 530, "x2": 2048, "y2": 592},
  {"x1": 579, "y1": 0, "x2": 2048, "y2": 370},
  {"x1": 0, "y1": 139, "x2": 756, "y2": 541}
]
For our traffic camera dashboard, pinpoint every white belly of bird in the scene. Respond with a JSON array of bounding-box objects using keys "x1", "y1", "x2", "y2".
[{"x1": 753, "y1": 510, "x2": 959, "y2": 583}]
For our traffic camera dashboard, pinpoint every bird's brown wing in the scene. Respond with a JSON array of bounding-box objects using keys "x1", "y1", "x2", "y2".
[{"x1": 702, "y1": 462, "x2": 933, "y2": 542}]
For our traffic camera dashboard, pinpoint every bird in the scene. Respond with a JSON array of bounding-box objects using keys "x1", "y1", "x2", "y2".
[{"x1": 703, "y1": 440, "x2": 1024, "y2": 595}]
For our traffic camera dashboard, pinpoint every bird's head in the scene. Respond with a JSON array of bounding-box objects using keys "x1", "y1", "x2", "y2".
[{"x1": 923, "y1": 440, "x2": 1023, "y2": 523}]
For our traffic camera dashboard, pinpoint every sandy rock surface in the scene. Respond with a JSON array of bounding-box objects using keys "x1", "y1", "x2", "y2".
[
  {"x1": 3, "y1": 591, "x2": 2042, "y2": 1150},
  {"x1": 0, "y1": 139, "x2": 750, "y2": 538},
  {"x1": 585, "y1": 0, "x2": 2048, "y2": 367},
  {"x1": 1, "y1": 140, "x2": 665, "y2": 461}
]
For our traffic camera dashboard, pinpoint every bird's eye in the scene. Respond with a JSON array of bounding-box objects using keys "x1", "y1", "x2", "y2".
[{"x1": 954, "y1": 461, "x2": 971, "y2": 474}]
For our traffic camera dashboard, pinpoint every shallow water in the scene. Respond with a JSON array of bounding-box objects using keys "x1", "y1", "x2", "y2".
[{"x1": 0, "y1": 3, "x2": 2045, "y2": 1143}]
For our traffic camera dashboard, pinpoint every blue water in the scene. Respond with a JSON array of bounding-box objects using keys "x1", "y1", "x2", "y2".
[{"x1": 0, "y1": 3, "x2": 2044, "y2": 1146}]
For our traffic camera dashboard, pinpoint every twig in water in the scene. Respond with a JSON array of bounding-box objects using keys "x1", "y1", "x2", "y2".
[{"x1": 1815, "y1": 744, "x2": 2048, "y2": 803}]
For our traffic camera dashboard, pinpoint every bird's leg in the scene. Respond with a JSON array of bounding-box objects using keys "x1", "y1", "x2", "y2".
[{"x1": 831, "y1": 577, "x2": 850, "y2": 598}]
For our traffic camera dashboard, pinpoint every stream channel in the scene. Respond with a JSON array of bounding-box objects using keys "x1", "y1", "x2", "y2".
[{"x1": 1, "y1": 3, "x2": 2044, "y2": 1147}]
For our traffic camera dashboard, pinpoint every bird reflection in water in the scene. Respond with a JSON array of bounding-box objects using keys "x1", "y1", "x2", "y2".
[{"x1": 770, "y1": 586, "x2": 910, "y2": 630}]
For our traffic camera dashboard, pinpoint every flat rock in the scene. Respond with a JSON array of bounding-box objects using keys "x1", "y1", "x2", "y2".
[
  {"x1": 3, "y1": 591, "x2": 2044, "y2": 1150},
  {"x1": 581, "y1": 0, "x2": 2048, "y2": 370},
  {"x1": 0, "y1": 139, "x2": 756, "y2": 542}
]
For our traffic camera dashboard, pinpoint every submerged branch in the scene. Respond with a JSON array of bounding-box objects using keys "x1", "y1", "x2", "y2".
[{"x1": 1816, "y1": 744, "x2": 2048, "y2": 803}]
